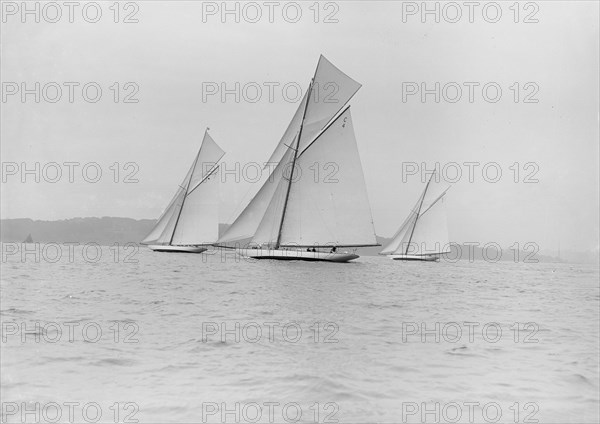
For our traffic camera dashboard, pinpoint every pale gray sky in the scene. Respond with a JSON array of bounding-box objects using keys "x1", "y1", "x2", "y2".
[{"x1": 1, "y1": 1, "x2": 598, "y2": 252}]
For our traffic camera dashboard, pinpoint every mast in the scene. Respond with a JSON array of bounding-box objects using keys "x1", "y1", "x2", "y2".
[
  {"x1": 275, "y1": 79, "x2": 314, "y2": 249},
  {"x1": 405, "y1": 171, "x2": 435, "y2": 254},
  {"x1": 168, "y1": 130, "x2": 205, "y2": 245}
]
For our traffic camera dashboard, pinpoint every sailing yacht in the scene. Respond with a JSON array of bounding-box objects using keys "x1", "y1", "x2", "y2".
[
  {"x1": 142, "y1": 129, "x2": 225, "y2": 253},
  {"x1": 381, "y1": 171, "x2": 451, "y2": 261},
  {"x1": 216, "y1": 55, "x2": 379, "y2": 262}
]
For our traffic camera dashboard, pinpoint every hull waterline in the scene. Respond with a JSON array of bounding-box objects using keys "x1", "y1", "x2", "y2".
[
  {"x1": 388, "y1": 254, "x2": 440, "y2": 262},
  {"x1": 237, "y1": 248, "x2": 359, "y2": 263},
  {"x1": 148, "y1": 245, "x2": 208, "y2": 254}
]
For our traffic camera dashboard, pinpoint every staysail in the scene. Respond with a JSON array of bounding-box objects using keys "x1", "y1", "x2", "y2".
[
  {"x1": 218, "y1": 56, "x2": 377, "y2": 249},
  {"x1": 142, "y1": 130, "x2": 225, "y2": 246},
  {"x1": 381, "y1": 172, "x2": 451, "y2": 255}
]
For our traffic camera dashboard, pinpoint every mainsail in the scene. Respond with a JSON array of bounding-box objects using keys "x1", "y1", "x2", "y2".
[
  {"x1": 381, "y1": 172, "x2": 451, "y2": 256},
  {"x1": 218, "y1": 56, "x2": 377, "y2": 248},
  {"x1": 142, "y1": 130, "x2": 225, "y2": 246}
]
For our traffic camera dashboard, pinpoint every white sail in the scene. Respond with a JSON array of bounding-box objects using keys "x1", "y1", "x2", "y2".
[
  {"x1": 382, "y1": 174, "x2": 451, "y2": 255},
  {"x1": 188, "y1": 132, "x2": 225, "y2": 192},
  {"x1": 171, "y1": 167, "x2": 220, "y2": 245},
  {"x1": 403, "y1": 196, "x2": 450, "y2": 255},
  {"x1": 265, "y1": 91, "x2": 309, "y2": 167},
  {"x1": 141, "y1": 171, "x2": 190, "y2": 245},
  {"x1": 251, "y1": 162, "x2": 292, "y2": 245},
  {"x1": 155, "y1": 191, "x2": 186, "y2": 244},
  {"x1": 380, "y1": 207, "x2": 418, "y2": 255},
  {"x1": 279, "y1": 107, "x2": 377, "y2": 247},
  {"x1": 143, "y1": 130, "x2": 225, "y2": 246},
  {"x1": 298, "y1": 55, "x2": 362, "y2": 153},
  {"x1": 218, "y1": 145, "x2": 296, "y2": 244},
  {"x1": 265, "y1": 55, "x2": 361, "y2": 167}
]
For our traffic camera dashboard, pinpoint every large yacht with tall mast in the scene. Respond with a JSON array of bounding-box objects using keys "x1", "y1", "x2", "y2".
[{"x1": 216, "y1": 55, "x2": 379, "y2": 262}]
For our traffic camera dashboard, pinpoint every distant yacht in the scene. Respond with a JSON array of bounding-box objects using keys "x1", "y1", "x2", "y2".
[
  {"x1": 216, "y1": 55, "x2": 379, "y2": 262},
  {"x1": 23, "y1": 234, "x2": 33, "y2": 243},
  {"x1": 142, "y1": 129, "x2": 225, "y2": 253},
  {"x1": 380, "y1": 171, "x2": 451, "y2": 261}
]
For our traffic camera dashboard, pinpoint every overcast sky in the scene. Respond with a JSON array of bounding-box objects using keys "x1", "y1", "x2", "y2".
[{"x1": 2, "y1": 1, "x2": 598, "y2": 253}]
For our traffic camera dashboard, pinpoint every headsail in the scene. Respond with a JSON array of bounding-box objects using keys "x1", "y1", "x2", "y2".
[
  {"x1": 218, "y1": 144, "x2": 296, "y2": 244},
  {"x1": 142, "y1": 130, "x2": 225, "y2": 246},
  {"x1": 141, "y1": 176, "x2": 188, "y2": 245},
  {"x1": 381, "y1": 172, "x2": 451, "y2": 255}
]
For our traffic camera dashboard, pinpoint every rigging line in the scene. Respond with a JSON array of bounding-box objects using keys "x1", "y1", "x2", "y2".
[
  {"x1": 221, "y1": 137, "x2": 294, "y2": 231},
  {"x1": 418, "y1": 185, "x2": 451, "y2": 217},
  {"x1": 275, "y1": 70, "x2": 317, "y2": 249},
  {"x1": 404, "y1": 171, "x2": 435, "y2": 254},
  {"x1": 296, "y1": 104, "x2": 352, "y2": 161},
  {"x1": 274, "y1": 130, "x2": 303, "y2": 248},
  {"x1": 186, "y1": 152, "x2": 226, "y2": 196},
  {"x1": 168, "y1": 133, "x2": 205, "y2": 246},
  {"x1": 262, "y1": 56, "x2": 362, "y2": 169}
]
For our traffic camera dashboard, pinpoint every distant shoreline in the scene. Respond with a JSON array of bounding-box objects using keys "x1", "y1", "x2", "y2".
[{"x1": 1, "y1": 217, "x2": 597, "y2": 264}]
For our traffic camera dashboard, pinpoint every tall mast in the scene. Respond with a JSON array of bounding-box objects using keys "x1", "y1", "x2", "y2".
[
  {"x1": 274, "y1": 78, "x2": 314, "y2": 249},
  {"x1": 168, "y1": 130, "x2": 205, "y2": 245},
  {"x1": 405, "y1": 170, "x2": 435, "y2": 254}
]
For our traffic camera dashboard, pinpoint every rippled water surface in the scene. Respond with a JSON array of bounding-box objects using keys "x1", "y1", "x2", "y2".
[{"x1": 1, "y1": 246, "x2": 599, "y2": 423}]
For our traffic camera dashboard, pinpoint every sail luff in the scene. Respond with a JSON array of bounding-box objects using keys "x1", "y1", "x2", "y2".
[
  {"x1": 141, "y1": 175, "x2": 189, "y2": 245},
  {"x1": 274, "y1": 77, "x2": 315, "y2": 249},
  {"x1": 404, "y1": 171, "x2": 435, "y2": 254},
  {"x1": 168, "y1": 140, "x2": 203, "y2": 245}
]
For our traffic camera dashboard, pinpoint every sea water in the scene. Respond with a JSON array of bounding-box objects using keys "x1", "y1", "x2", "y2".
[{"x1": 1, "y1": 245, "x2": 598, "y2": 423}]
